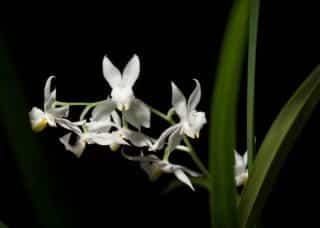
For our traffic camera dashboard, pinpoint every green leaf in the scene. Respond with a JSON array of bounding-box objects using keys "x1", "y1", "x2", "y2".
[
  {"x1": 247, "y1": 0, "x2": 261, "y2": 171},
  {"x1": 0, "y1": 35, "x2": 80, "y2": 228},
  {"x1": 0, "y1": 222, "x2": 8, "y2": 228},
  {"x1": 239, "y1": 65, "x2": 320, "y2": 228},
  {"x1": 208, "y1": 0, "x2": 249, "y2": 227}
]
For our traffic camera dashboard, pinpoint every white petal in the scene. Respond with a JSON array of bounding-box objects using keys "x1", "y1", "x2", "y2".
[
  {"x1": 45, "y1": 113, "x2": 57, "y2": 127},
  {"x1": 103, "y1": 55, "x2": 122, "y2": 88},
  {"x1": 180, "y1": 166, "x2": 202, "y2": 177},
  {"x1": 86, "y1": 121, "x2": 112, "y2": 133},
  {"x1": 111, "y1": 111, "x2": 121, "y2": 128},
  {"x1": 59, "y1": 133, "x2": 86, "y2": 158},
  {"x1": 29, "y1": 107, "x2": 46, "y2": 129},
  {"x1": 121, "y1": 128, "x2": 153, "y2": 147},
  {"x1": 171, "y1": 82, "x2": 187, "y2": 119},
  {"x1": 236, "y1": 172, "x2": 249, "y2": 187},
  {"x1": 50, "y1": 106, "x2": 69, "y2": 118},
  {"x1": 187, "y1": 79, "x2": 201, "y2": 112},
  {"x1": 121, "y1": 152, "x2": 158, "y2": 162},
  {"x1": 87, "y1": 132, "x2": 128, "y2": 146},
  {"x1": 91, "y1": 99, "x2": 116, "y2": 122},
  {"x1": 174, "y1": 169, "x2": 195, "y2": 191},
  {"x1": 243, "y1": 151, "x2": 248, "y2": 167},
  {"x1": 44, "y1": 76, "x2": 55, "y2": 105},
  {"x1": 234, "y1": 150, "x2": 245, "y2": 176},
  {"x1": 122, "y1": 54, "x2": 140, "y2": 88},
  {"x1": 185, "y1": 111, "x2": 207, "y2": 137},
  {"x1": 29, "y1": 107, "x2": 45, "y2": 122},
  {"x1": 111, "y1": 86, "x2": 134, "y2": 109},
  {"x1": 167, "y1": 127, "x2": 182, "y2": 153},
  {"x1": 44, "y1": 89, "x2": 56, "y2": 112},
  {"x1": 56, "y1": 118, "x2": 83, "y2": 136},
  {"x1": 123, "y1": 98, "x2": 150, "y2": 129},
  {"x1": 234, "y1": 150, "x2": 242, "y2": 163},
  {"x1": 150, "y1": 124, "x2": 181, "y2": 151},
  {"x1": 235, "y1": 175, "x2": 242, "y2": 187}
]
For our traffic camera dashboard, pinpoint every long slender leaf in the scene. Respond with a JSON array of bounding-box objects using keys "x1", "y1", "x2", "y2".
[
  {"x1": 239, "y1": 65, "x2": 320, "y2": 228},
  {"x1": 247, "y1": 0, "x2": 261, "y2": 171},
  {"x1": 208, "y1": 0, "x2": 249, "y2": 227},
  {"x1": 0, "y1": 35, "x2": 79, "y2": 228}
]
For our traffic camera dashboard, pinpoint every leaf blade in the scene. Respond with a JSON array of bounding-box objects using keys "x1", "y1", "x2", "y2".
[
  {"x1": 208, "y1": 0, "x2": 249, "y2": 227},
  {"x1": 239, "y1": 65, "x2": 320, "y2": 227},
  {"x1": 0, "y1": 35, "x2": 80, "y2": 228},
  {"x1": 247, "y1": 0, "x2": 261, "y2": 171}
]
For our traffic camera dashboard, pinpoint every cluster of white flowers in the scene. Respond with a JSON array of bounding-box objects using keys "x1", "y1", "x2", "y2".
[{"x1": 29, "y1": 54, "x2": 248, "y2": 190}]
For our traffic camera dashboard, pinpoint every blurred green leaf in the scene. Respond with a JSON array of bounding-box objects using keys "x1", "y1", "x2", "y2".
[
  {"x1": 208, "y1": 0, "x2": 249, "y2": 227},
  {"x1": 0, "y1": 35, "x2": 79, "y2": 228},
  {"x1": 239, "y1": 65, "x2": 320, "y2": 228},
  {"x1": 0, "y1": 222, "x2": 8, "y2": 228},
  {"x1": 247, "y1": 0, "x2": 261, "y2": 171}
]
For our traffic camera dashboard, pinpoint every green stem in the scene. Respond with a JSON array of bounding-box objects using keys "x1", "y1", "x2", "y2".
[
  {"x1": 148, "y1": 105, "x2": 209, "y2": 176},
  {"x1": 163, "y1": 147, "x2": 170, "y2": 161},
  {"x1": 247, "y1": 0, "x2": 260, "y2": 172},
  {"x1": 183, "y1": 136, "x2": 210, "y2": 176},
  {"x1": 54, "y1": 100, "x2": 105, "y2": 107},
  {"x1": 80, "y1": 105, "x2": 94, "y2": 121},
  {"x1": 122, "y1": 112, "x2": 128, "y2": 128},
  {"x1": 167, "y1": 108, "x2": 175, "y2": 120},
  {"x1": 176, "y1": 145, "x2": 190, "y2": 153},
  {"x1": 147, "y1": 105, "x2": 175, "y2": 124}
]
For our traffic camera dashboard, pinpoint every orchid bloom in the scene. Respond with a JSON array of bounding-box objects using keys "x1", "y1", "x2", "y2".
[
  {"x1": 87, "y1": 100, "x2": 153, "y2": 150},
  {"x1": 102, "y1": 55, "x2": 150, "y2": 129},
  {"x1": 59, "y1": 101, "x2": 152, "y2": 157},
  {"x1": 29, "y1": 76, "x2": 69, "y2": 132},
  {"x1": 234, "y1": 150, "x2": 248, "y2": 187},
  {"x1": 123, "y1": 153, "x2": 201, "y2": 191},
  {"x1": 108, "y1": 111, "x2": 154, "y2": 149},
  {"x1": 59, "y1": 101, "x2": 127, "y2": 157},
  {"x1": 151, "y1": 79, "x2": 207, "y2": 153}
]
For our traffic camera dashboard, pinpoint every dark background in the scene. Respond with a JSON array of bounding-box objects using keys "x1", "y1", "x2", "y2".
[{"x1": 1, "y1": 1, "x2": 320, "y2": 227}]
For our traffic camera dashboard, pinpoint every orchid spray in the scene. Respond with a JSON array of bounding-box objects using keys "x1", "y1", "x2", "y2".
[
  {"x1": 26, "y1": 0, "x2": 320, "y2": 227},
  {"x1": 29, "y1": 54, "x2": 233, "y2": 191}
]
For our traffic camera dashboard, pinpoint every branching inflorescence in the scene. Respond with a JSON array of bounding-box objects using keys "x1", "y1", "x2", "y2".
[{"x1": 29, "y1": 54, "x2": 247, "y2": 191}]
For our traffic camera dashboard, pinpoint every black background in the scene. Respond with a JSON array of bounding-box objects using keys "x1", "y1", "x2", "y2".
[{"x1": 1, "y1": 1, "x2": 320, "y2": 227}]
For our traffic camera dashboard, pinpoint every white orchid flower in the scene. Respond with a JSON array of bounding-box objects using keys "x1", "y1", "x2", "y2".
[
  {"x1": 58, "y1": 101, "x2": 125, "y2": 157},
  {"x1": 123, "y1": 153, "x2": 201, "y2": 191},
  {"x1": 59, "y1": 102, "x2": 152, "y2": 157},
  {"x1": 29, "y1": 76, "x2": 69, "y2": 132},
  {"x1": 87, "y1": 100, "x2": 154, "y2": 149},
  {"x1": 102, "y1": 54, "x2": 150, "y2": 129},
  {"x1": 234, "y1": 150, "x2": 248, "y2": 187},
  {"x1": 59, "y1": 119, "x2": 129, "y2": 158},
  {"x1": 151, "y1": 79, "x2": 206, "y2": 153},
  {"x1": 90, "y1": 102, "x2": 153, "y2": 151},
  {"x1": 109, "y1": 111, "x2": 154, "y2": 149}
]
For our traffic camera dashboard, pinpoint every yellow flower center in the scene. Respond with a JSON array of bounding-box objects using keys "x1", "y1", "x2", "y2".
[
  {"x1": 32, "y1": 118, "x2": 48, "y2": 132},
  {"x1": 110, "y1": 143, "x2": 121, "y2": 152}
]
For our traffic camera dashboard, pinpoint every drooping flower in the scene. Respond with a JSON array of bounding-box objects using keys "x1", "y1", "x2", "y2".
[
  {"x1": 123, "y1": 153, "x2": 201, "y2": 191},
  {"x1": 29, "y1": 76, "x2": 69, "y2": 132},
  {"x1": 58, "y1": 117, "x2": 128, "y2": 158},
  {"x1": 151, "y1": 79, "x2": 207, "y2": 153},
  {"x1": 234, "y1": 150, "x2": 248, "y2": 187},
  {"x1": 88, "y1": 100, "x2": 153, "y2": 150},
  {"x1": 59, "y1": 101, "x2": 153, "y2": 157},
  {"x1": 102, "y1": 55, "x2": 150, "y2": 129},
  {"x1": 108, "y1": 111, "x2": 154, "y2": 149}
]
